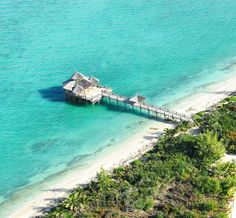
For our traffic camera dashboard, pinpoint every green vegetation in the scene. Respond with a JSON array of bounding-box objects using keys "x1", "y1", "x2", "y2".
[
  {"x1": 197, "y1": 95, "x2": 236, "y2": 154},
  {"x1": 44, "y1": 94, "x2": 236, "y2": 218}
]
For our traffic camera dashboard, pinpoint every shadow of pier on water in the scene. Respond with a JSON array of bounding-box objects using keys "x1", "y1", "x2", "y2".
[{"x1": 38, "y1": 86, "x2": 65, "y2": 102}]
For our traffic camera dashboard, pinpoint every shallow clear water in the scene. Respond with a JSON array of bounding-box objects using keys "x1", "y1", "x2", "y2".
[{"x1": 0, "y1": 0, "x2": 236, "y2": 213}]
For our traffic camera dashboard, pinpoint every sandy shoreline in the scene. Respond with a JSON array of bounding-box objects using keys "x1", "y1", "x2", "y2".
[{"x1": 6, "y1": 73, "x2": 236, "y2": 218}]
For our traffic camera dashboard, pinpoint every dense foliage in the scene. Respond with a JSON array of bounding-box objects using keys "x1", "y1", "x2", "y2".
[
  {"x1": 44, "y1": 95, "x2": 236, "y2": 218},
  {"x1": 195, "y1": 95, "x2": 236, "y2": 154}
]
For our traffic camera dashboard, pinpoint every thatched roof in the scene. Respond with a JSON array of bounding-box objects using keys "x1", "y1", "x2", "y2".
[
  {"x1": 63, "y1": 72, "x2": 100, "y2": 94},
  {"x1": 72, "y1": 85, "x2": 84, "y2": 94},
  {"x1": 90, "y1": 77, "x2": 100, "y2": 86},
  {"x1": 78, "y1": 79, "x2": 94, "y2": 89},
  {"x1": 128, "y1": 95, "x2": 146, "y2": 104},
  {"x1": 63, "y1": 80, "x2": 76, "y2": 91},
  {"x1": 71, "y1": 72, "x2": 87, "y2": 80}
]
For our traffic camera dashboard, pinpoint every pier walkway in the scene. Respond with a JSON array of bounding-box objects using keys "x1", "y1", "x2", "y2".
[
  {"x1": 102, "y1": 92, "x2": 192, "y2": 122},
  {"x1": 63, "y1": 72, "x2": 193, "y2": 123}
]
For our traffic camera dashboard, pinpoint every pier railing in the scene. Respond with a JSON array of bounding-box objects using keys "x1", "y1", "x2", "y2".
[{"x1": 102, "y1": 92, "x2": 192, "y2": 122}]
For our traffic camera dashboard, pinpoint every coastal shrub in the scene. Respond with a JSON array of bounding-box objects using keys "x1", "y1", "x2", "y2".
[
  {"x1": 210, "y1": 163, "x2": 236, "y2": 197},
  {"x1": 176, "y1": 211, "x2": 196, "y2": 218},
  {"x1": 220, "y1": 176, "x2": 236, "y2": 196},
  {"x1": 212, "y1": 162, "x2": 236, "y2": 177},
  {"x1": 195, "y1": 199, "x2": 217, "y2": 211},
  {"x1": 199, "y1": 96, "x2": 236, "y2": 153},
  {"x1": 155, "y1": 211, "x2": 165, "y2": 218},
  {"x1": 175, "y1": 121, "x2": 194, "y2": 133},
  {"x1": 194, "y1": 131, "x2": 225, "y2": 167},
  {"x1": 62, "y1": 212, "x2": 74, "y2": 218},
  {"x1": 143, "y1": 197, "x2": 154, "y2": 211},
  {"x1": 227, "y1": 143, "x2": 236, "y2": 154},
  {"x1": 192, "y1": 114, "x2": 202, "y2": 123},
  {"x1": 225, "y1": 96, "x2": 236, "y2": 103},
  {"x1": 198, "y1": 111, "x2": 206, "y2": 116},
  {"x1": 156, "y1": 131, "x2": 224, "y2": 168},
  {"x1": 45, "y1": 210, "x2": 74, "y2": 218},
  {"x1": 134, "y1": 196, "x2": 154, "y2": 211},
  {"x1": 193, "y1": 111, "x2": 206, "y2": 123},
  {"x1": 212, "y1": 212, "x2": 228, "y2": 218},
  {"x1": 132, "y1": 159, "x2": 143, "y2": 166},
  {"x1": 193, "y1": 176, "x2": 221, "y2": 195},
  {"x1": 227, "y1": 131, "x2": 236, "y2": 145},
  {"x1": 155, "y1": 132, "x2": 197, "y2": 158}
]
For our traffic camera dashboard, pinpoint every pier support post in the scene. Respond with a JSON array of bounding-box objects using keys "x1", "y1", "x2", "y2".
[{"x1": 65, "y1": 93, "x2": 68, "y2": 101}]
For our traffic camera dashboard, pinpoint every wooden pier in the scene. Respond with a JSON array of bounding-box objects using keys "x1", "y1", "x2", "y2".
[
  {"x1": 63, "y1": 72, "x2": 193, "y2": 123},
  {"x1": 101, "y1": 92, "x2": 192, "y2": 122}
]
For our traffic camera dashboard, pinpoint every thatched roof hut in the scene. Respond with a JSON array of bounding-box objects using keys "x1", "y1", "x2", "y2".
[
  {"x1": 63, "y1": 72, "x2": 103, "y2": 104},
  {"x1": 128, "y1": 95, "x2": 146, "y2": 104},
  {"x1": 63, "y1": 72, "x2": 100, "y2": 92}
]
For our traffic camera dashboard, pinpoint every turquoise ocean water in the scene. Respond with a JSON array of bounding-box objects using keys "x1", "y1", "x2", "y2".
[{"x1": 0, "y1": 0, "x2": 236, "y2": 214}]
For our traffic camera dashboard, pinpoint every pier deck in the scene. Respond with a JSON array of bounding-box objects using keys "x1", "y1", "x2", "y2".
[
  {"x1": 63, "y1": 72, "x2": 193, "y2": 123},
  {"x1": 102, "y1": 92, "x2": 192, "y2": 122}
]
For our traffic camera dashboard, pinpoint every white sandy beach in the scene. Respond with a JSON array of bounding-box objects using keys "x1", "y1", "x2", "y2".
[{"x1": 7, "y1": 73, "x2": 236, "y2": 218}]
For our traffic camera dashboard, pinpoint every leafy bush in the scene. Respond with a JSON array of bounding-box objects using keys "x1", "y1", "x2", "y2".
[
  {"x1": 193, "y1": 176, "x2": 221, "y2": 195},
  {"x1": 194, "y1": 131, "x2": 225, "y2": 167},
  {"x1": 199, "y1": 96, "x2": 236, "y2": 153},
  {"x1": 195, "y1": 199, "x2": 217, "y2": 211}
]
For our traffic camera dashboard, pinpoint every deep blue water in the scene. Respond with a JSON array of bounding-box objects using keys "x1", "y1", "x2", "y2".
[{"x1": 0, "y1": 0, "x2": 236, "y2": 213}]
